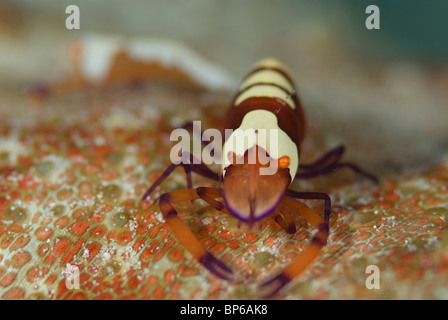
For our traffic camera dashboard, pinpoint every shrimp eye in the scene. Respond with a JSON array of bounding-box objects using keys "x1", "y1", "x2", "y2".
[{"x1": 278, "y1": 156, "x2": 290, "y2": 169}]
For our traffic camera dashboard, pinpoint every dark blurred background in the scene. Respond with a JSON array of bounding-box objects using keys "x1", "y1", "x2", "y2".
[
  {"x1": 1, "y1": 0, "x2": 447, "y2": 171},
  {"x1": 2, "y1": 0, "x2": 447, "y2": 78}
]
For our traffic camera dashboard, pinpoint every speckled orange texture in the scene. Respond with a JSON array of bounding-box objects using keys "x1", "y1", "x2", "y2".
[{"x1": 1, "y1": 76, "x2": 448, "y2": 300}]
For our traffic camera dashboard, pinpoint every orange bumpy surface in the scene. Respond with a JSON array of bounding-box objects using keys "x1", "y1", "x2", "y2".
[{"x1": 1, "y1": 79, "x2": 448, "y2": 300}]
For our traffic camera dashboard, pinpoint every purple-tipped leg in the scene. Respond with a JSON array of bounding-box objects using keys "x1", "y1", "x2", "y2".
[
  {"x1": 141, "y1": 152, "x2": 219, "y2": 201},
  {"x1": 296, "y1": 145, "x2": 379, "y2": 183},
  {"x1": 199, "y1": 252, "x2": 233, "y2": 280},
  {"x1": 260, "y1": 272, "x2": 291, "y2": 299}
]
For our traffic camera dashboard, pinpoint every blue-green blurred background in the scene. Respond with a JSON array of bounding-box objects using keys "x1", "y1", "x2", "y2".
[
  {"x1": 0, "y1": 0, "x2": 447, "y2": 169},
  {"x1": 343, "y1": 0, "x2": 448, "y2": 60},
  {"x1": 1, "y1": 0, "x2": 447, "y2": 72}
]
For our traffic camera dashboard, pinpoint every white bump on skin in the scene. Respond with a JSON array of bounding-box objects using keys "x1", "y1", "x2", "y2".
[{"x1": 0, "y1": 135, "x2": 28, "y2": 166}]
